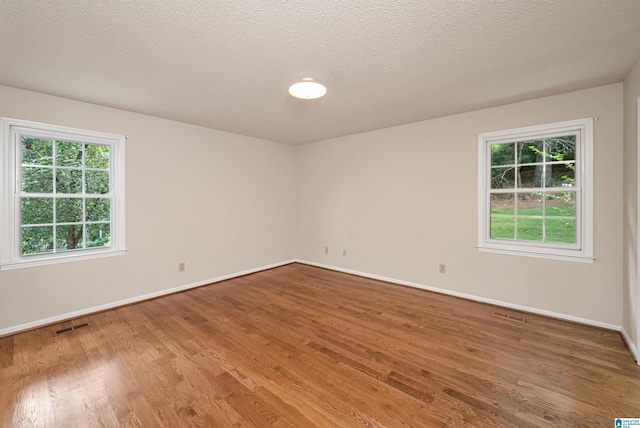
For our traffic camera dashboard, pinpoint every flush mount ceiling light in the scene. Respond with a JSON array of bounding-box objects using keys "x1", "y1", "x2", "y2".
[{"x1": 288, "y1": 78, "x2": 327, "y2": 100}]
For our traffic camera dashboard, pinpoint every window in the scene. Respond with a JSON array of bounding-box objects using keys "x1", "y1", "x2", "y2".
[
  {"x1": 1, "y1": 118, "x2": 125, "y2": 270},
  {"x1": 477, "y1": 118, "x2": 593, "y2": 262}
]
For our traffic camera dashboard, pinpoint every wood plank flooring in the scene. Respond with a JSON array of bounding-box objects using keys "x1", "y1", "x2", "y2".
[{"x1": 1, "y1": 263, "x2": 639, "y2": 427}]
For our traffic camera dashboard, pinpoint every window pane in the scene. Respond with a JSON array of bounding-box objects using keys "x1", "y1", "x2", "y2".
[
  {"x1": 21, "y1": 226, "x2": 54, "y2": 255},
  {"x1": 56, "y1": 198, "x2": 83, "y2": 223},
  {"x1": 21, "y1": 198, "x2": 53, "y2": 225},
  {"x1": 56, "y1": 225, "x2": 84, "y2": 250},
  {"x1": 85, "y1": 144, "x2": 110, "y2": 169},
  {"x1": 86, "y1": 198, "x2": 110, "y2": 222},
  {"x1": 517, "y1": 140, "x2": 542, "y2": 164},
  {"x1": 490, "y1": 193, "x2": 514, "y2": 239},
  {"x1": 56, "y1": 169, "x2": 83, "y2": 193},
  {"x1": 516, "y1": 193, "x2": 543, "y2": 242},
  {"x1": 56, "y1": 141, "x2": 83, "y2": 168},
  {"x1": 491, "y1": 143, "x2": 515, "y2": 166},
  {"x1": 516, "y1": 164, "x2": 544, "y2": 188},
  {"x1": 491, "y1": 216, "x2": 515, "y2": 240},
  {"x1": 86, "y1": 170, "x2": 110, "y2": 194},
  {"x1": 491, "y1": 193, "x2": 515, "y2": 214},
  {"x1": 517, "y1": 193, "x2": 543, "y2": 216},
  {"x1": 22, "y1": 137, "x2": 53, "y2": 166},
  {"x1": 87, "y1": 223, "x2": 111, "y2": 248},
  {"x1": 516, "y1": 217, "x2": 543, "y2": 242},
  {"x1": 22, "y1": 166, "x2": 53, "y2": 193},
  {"x1": 546, "y1": 218, "x2": 576, "y2": 244},
  {"x1": 491, "y1": 167, "x2": 515, "y2": 189},
  {"x1": 545, "y1": 192, "x2": 576, "y2": 217},
  {"x1": 547, "y1": 162, "x2": 575, "y2": 188},
  {"x1": 545, "y1": 136, "x2": 575, "y2": 162}
]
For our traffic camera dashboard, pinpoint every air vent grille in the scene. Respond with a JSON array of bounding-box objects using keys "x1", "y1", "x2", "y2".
[
  {"x1": 54, "y1": 322, "x2": 91, "y2": 336},
  {"x1": 492, "y1": 311, "x2": 525, "y2": 324}
]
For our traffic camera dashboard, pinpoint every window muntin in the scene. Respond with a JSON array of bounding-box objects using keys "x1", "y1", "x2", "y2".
[
  {"x1": 478, "y1": 119, "x2": 593, "y2": 262},
  {"x1": 1, "y1": 118, "x2": 125, "y2": 269}
]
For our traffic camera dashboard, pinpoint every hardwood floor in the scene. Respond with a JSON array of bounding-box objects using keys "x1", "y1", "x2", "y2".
[{"x1": 1, "y1": 263, "x2": 639, "y2": 427}]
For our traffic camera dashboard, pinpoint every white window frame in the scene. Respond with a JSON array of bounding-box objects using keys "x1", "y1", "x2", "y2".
[
  {"x1": 477, "y1": 118, "x2": 593, "y2": 263},
  {"x1": 0, "y1": 118, "x2": 126, "y2": 270}
]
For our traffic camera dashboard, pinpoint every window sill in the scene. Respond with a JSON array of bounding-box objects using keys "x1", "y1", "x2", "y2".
[
  {"x1": 477, "y1": 246, "x2": 594, "y2": 263},
  {"x1": 1, "y1": 249, "x2": 127, "y2": 271}
]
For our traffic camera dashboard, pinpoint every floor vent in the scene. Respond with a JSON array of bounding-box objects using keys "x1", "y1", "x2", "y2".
[
  {"x1": 54, "y1": 322, "x2": 91, "y2": 336},
  {"x1": 492, "y1": 311, "x2": 525, "y2": 324},
  {"x1": 73, "y1": 322, "x2": 90, "y2": 330}
]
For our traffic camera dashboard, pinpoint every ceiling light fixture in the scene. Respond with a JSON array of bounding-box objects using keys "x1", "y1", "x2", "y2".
[{"x1": 288, "y1": 78, "x2": 327, "y2": 100}]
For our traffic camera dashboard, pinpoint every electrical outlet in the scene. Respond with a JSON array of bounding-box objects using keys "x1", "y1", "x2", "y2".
[
  {"x1": 439, "y1": 264, "x2": 446, "y2": 274},
  {"x1": 178, "y1": 262, "x2": 186, "y2": 272},
  {"x1": 343, "y1": 249, "x2": 347, "y2": 257},
  {"x1": 324, "y1": 246, "x2": 329, "y2": 254}
]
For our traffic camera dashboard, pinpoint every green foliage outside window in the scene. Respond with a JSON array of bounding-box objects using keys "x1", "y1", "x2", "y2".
[
  {"x1": 20, "y1": 137, "x2": 111, "y2": 255},
  {"x1": 489, "y1": 136, "x2": 576, "y2": 244}
]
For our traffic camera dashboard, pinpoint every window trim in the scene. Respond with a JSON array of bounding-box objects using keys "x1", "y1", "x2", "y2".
[
  {"x1": 477, "y1": 118, "x2": 594, "y2": 263},
  {"x1": 1, "y1": 117, "x2": 126, "y2": 270}
]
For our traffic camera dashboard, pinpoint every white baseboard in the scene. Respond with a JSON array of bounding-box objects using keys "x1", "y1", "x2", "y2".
[
  {"x1": 621, "y1": 328, "x2": 640, "y2": 364},
  {"x1": 0, "y1": 259, "x2": 296, "y2": 337},
  {"x1": 296, "y1": 259, "x2": 622, "y2": 332},
  {"x1": 3, "y1": 258, "x2": 627, "y2": 343}
]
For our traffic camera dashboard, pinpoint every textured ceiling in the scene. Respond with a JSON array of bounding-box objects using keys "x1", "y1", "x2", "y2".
[{"x1": 1, "y1": 0, "x2": 640, "y2": 145}]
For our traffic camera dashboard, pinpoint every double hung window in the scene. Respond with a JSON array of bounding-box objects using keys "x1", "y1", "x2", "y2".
[
  {"x1": 477, "y1": 118, "x2": 593, "y2": 262},
  {"x1": 1, "y1": 118, "x2": 125, "y2": 269}
]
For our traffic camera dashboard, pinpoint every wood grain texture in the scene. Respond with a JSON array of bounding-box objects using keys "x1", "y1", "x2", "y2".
[{"x1": 1, "y1": 263, "x2": 639, "y2": 427}]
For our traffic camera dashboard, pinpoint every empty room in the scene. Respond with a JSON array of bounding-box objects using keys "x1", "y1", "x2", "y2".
[{"x1": 1, "y1": 1, "x2": 640, "y2": 426}]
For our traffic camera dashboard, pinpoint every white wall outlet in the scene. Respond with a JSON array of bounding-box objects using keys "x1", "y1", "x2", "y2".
[
  {"x1": 439, "y1": 264, "x2": 446, "y2": 274},
  {"x1": 343, "y1": 249, "x2": 347, "y2": 257},
  {"x1": 324, "y1": 246, "x2": 329, "y2": 254},
  {"x1": 178, "y1": 262, "x2": 186, "y2": 272}
]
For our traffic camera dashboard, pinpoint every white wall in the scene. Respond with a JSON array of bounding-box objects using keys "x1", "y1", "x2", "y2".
[
  {"x1": 0, "y1": 82, "x2": 628, "y2": 334},
  {"x1": 0, "y1": 85, "x2": 297, "y2": 333},
  {"x1": 623, "y1": 59, "x2": 640, "y2": 359},
  {"x1": 297, "y1": 84, "x2": 624, "y2": 327}
]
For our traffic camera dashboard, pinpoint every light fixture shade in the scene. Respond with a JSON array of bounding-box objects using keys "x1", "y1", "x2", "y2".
[{"x1": 288, "y1": 78, "x2": 327, "y2": 99}]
